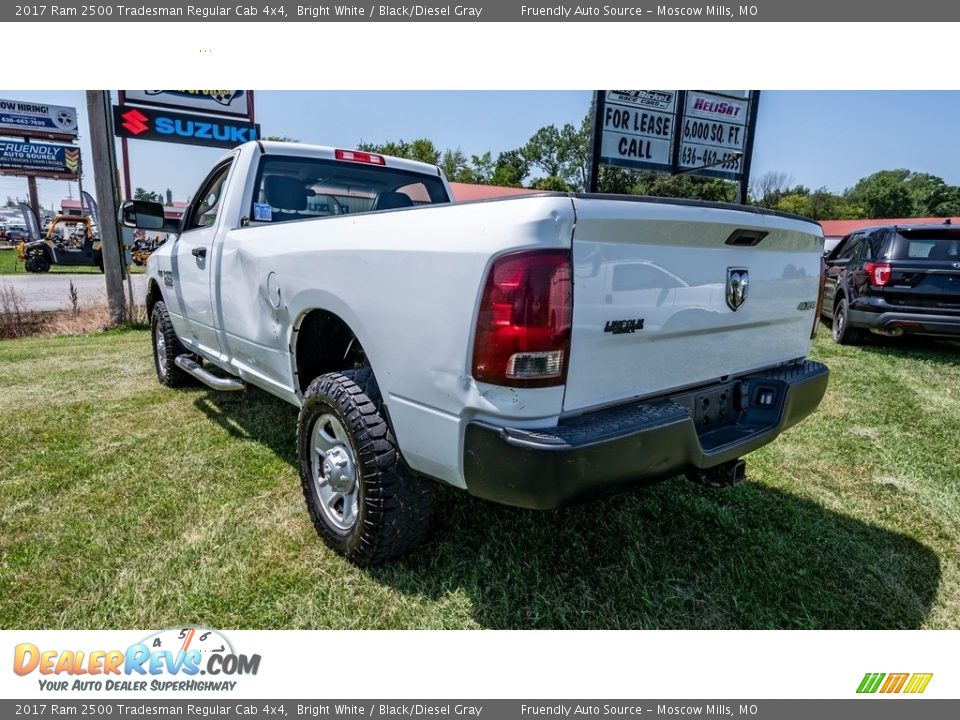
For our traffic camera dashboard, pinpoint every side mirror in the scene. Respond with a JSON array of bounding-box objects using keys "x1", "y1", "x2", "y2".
[{"x1": 119, "y1": 200, "x2": 165, "y2": 230}]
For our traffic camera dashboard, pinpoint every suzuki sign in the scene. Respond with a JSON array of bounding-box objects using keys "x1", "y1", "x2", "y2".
[{"x1": 112, "y1": 105, "x2": 259, "y2": 149}]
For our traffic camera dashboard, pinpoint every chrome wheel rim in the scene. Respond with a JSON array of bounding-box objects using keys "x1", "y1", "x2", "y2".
[
  {"x1": 154, "y1": 324, "x2": 167, "y2": 378},
  {"x1": 310, "y1": 413, "x2": 359, "y2": 532}
]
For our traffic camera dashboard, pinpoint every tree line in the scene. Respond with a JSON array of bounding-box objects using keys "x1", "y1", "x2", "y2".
[{"x1": 358, "y1": 115, "x2": 960, "y2": 219}]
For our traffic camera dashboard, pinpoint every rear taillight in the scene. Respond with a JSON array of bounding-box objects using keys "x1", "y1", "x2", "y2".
[
  {"x1": 864, "y1": 261, "x2": 892, "y2": 286},
  {"x1": 335, "y1": 149, "x2": 386, "y2": 165},
  {"x1": 472, "y1": 249, "x2": 572, "y2": 388},
  {"x1": 812, "y1": 257, "x2": 826, "y2": 338}
]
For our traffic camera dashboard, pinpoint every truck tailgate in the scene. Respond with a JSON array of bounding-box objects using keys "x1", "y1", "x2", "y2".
[{"x1": 564, "y1": 197, "x2": 824, "y2": 414}]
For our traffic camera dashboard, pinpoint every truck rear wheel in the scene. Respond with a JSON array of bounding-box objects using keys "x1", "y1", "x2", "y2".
[
  {"x1": 151, "y1": 300, "x2": 192, "y2": 387},
  {"x1": 297, "y1": 370, "x2": 433, "y2": 565}
]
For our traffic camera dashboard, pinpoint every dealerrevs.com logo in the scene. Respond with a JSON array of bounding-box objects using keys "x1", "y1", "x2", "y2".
[
  {"x1": 857, "y1": 672, "x2": 933, "y2": 694},
  {"x1": 13, "y1": 627, "x2": 261, "y2": 692}
]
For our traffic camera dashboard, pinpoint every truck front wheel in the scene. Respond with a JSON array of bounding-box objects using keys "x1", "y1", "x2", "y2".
[
  {"x1": 297, "y1": 370, "x2": 433, "y2": 565},
  {"x1": 151, "y1": 300, "x2": 192, "y2": 387}
]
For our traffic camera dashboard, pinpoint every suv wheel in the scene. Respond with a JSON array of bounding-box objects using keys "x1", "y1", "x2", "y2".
[{"x1": 832, "y1": 296, "x2": 861, "y2": 345}]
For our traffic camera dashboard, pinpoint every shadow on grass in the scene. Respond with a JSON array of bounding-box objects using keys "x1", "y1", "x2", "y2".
[
  {"x1": 839, "y1": 333, "x2": 960, "y2": 360},
  {"x1": 194, "y1": 388, "x2": 940, "y2": 630}
]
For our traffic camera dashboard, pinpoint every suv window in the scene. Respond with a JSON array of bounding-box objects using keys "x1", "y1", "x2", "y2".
[
  {"x1": 188, "y1": 161, "x2": 233, "y2": 230},
  {"x1": 863, "y1": 229, "x2": 887, "y2": 260},
  {"x1": 835, "y1": 233, "x2": 863, "y2": 260},
  {"x1": 888, "y1": 230, "x2": 960, "y2": 261},
  {"x1": 250, "y1": 156, "x2": 449, "y2": 225}
]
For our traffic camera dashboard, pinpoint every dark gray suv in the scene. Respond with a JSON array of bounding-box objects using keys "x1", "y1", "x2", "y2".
[{"x1": 822, "y1": 223, "x2": 960, "y2": 344}]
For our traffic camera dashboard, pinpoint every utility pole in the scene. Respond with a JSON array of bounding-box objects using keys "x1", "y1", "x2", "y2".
[
  {"x1": 85, "y1": 90, "x2": 126, "y2": 327},
  {"x1": 27, "y1": 176, "x2": 40, "y2": 218}
]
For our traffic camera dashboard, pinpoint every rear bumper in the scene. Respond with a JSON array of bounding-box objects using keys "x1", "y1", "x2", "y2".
[
  {"x1": 849, "y1": 309, "x2": 960, "y2": 337},
  {"x1": 463, "y1": 360, "x2": 829, "y2": 509}
]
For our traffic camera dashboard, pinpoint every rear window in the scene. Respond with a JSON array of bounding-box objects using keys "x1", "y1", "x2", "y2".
[
  {"x1": 250, "y1": 155, "x2": 449, "y2": 224},
  {"x1": 888, "y1": 231, "x2": 960, "y2": 261}
]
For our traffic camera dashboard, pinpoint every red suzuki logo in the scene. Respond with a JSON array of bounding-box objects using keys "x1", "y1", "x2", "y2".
[{"x1": 121, "y1": 108, "x2": 149, "y2": 135}]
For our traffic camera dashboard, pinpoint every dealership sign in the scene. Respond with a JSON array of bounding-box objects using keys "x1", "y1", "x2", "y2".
[
  {"x1": 0, "y1": 140, "x2": 79, "y2": 179},
  {"x1": 113, "y1": 105, "x2": 259, "y2": 149},
  {"x1": 123, "y1": 90, "x2": 253, "y2": 119},
  {"x1": 591, "y1": 90, "x2": 758, "y2": 183},
  {"x1": 0, "y1": 98, "x2": 79, "y2": 141}
]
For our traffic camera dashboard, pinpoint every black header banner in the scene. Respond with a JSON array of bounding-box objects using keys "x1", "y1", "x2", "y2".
[{"x1": 4, "y1": 1, "x2": 959, "y2": 22}]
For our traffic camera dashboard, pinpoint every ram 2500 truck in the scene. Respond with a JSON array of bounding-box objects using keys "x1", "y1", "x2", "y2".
[{"x1": 123, "y1": 140, "x2": 829, "y2": 565}]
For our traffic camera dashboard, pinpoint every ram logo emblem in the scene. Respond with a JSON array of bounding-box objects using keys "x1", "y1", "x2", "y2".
[{"x1": 726, "y1": 267, "x2": 749, "y2": 311}]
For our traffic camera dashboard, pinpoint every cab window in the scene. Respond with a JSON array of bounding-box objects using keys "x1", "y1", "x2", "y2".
[
  {"x1": 188, "y1": 162, "x2": 233, "y2": 230},
  {"x1": 250, "y1": 155, "x2": 449, "y2": 225}
]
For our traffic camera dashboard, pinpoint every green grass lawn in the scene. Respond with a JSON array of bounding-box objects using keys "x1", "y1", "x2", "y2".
[
  {"x1": 0, "y1": 330, "x2": 958, "y2": 629},
  {"x1": 0, "y1": 247, "x2": 144, "y2": 275}
]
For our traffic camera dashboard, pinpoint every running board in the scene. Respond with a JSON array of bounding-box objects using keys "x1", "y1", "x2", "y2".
[{"x1": 174, "y1": 355, "x2": 245, "y2": 392}]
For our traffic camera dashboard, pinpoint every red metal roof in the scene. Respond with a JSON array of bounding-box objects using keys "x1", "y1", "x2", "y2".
[
  {"x1": 449, "y1": 182, "x2": 538, "y2": 202},
  {"x1": 821, "y1": 217, "x2": 960, "y2": 237}
]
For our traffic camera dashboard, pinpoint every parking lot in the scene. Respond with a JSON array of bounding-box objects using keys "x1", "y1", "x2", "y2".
[{"x1": 0, "y1": 329, "x2": 956, "y2": 629}]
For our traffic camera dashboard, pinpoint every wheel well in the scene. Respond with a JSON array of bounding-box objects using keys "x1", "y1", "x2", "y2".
[
  {"x1": 146, "y1": 280, "x2": 163, "y2": 318},
  {"x1": 294, "y1": 310, "x2": 367, "y2": 394}
]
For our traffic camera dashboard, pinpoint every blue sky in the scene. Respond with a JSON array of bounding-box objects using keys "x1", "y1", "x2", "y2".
[{"x1": 3, "y1": 90, "x2": 960, "y2": 210}]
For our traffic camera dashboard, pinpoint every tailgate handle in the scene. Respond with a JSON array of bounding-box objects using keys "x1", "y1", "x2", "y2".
[{"x1": 726, "y1": 229, "x2": 768, "y2": 247}]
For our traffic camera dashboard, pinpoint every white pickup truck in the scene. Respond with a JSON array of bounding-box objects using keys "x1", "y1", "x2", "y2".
[{"x1": 123, "y1": 140, "x2": 829, "y2": 565}]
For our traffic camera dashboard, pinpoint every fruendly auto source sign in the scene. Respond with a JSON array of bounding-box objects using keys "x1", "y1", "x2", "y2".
[
  {"x1": 0, "y1": 98, "x2": 79, "y2": 140},
  {"x1": 594, "y1": 90, "x2": 757, "y2": 182},
  {"x1": 112, "y1": 105, "x2": 259, "y2": 149},
  {"x1": 0, "y1": 140, "x2": 79, "y2": 179}
]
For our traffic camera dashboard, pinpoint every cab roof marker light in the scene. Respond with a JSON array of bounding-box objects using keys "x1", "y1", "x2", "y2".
[{"x1": 335, "y1": 149, "x2": 386, "y2": 166}]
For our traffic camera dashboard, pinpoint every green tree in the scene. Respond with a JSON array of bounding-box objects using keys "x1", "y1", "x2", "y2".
[
  {"x1": 468, "y1": 151, "x2": 495, "y2": 185},
  {"x1": 846, "y1": 170, "x2": 916, "y2": 218},
  {"x1": 530, "y1": 175, "x2": 571, "y2": 191},
  {"x1": 133, "y1": 188, "x2": 161, "y2": 202},
  {"x1": 924, "y1": 183, "x2": 960, "y2": 216},
  {"x1": 522, "y1": 121, "x2": 586, "y2": 190},
  {"x1": 490, "y1": 149, "x2": 529, "y2": 188},
  {"x1": 357, "y1": 138, "x2": 440, "y2": 165},
  {"x1": 263, "y1": 135, "x2": 299, "y2": 142},
  {"x1": 632, "y1": 173, "x2": 737, "y2": 203},
  {"x1": 776, "y1": 194, "x2": 809, "y2": 216},
  {"x1": 440, "y1": 148, "x2": 473, "y2": 183}
]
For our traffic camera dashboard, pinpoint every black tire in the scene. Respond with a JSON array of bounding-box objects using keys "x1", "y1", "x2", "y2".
[
  {"x1": 297, "y1": 369, "x2": 433, "y2": 566},
  {"x1": 95, "y1": 253, "x2": 104, "y2": 273},
  {"x1": 150, "y1": 300, "x2": 192, "y2": 387},
  {"x1": 26, "y1": 253, "x2": 50, "y2": 273},
  {"x1": 831, "y1": 295, "x2": 861, "y2": 345}
]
